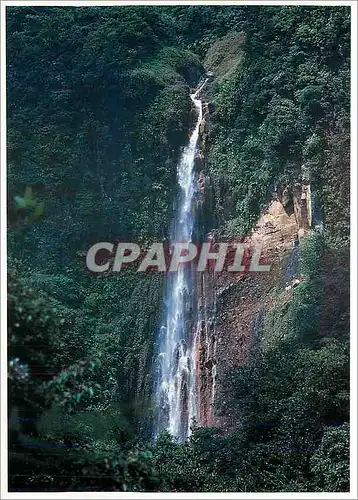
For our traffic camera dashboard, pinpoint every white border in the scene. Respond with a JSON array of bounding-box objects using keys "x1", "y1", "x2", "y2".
[
  {"x1": 0, "y1": 0, "x2": 356, "y2": 5},
  {"x1": 1, "y1": 0, "x2": 357, "y2": 499}
]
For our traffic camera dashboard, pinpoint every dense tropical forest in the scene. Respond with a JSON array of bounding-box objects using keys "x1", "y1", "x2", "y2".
[{"x1": 7, "y1": 4, "x2": 350, "y2": 493}]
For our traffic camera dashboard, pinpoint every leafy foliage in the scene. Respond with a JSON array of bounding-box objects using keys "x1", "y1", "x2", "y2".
[{"x1": 204, "y1": 6, "x2": 350, "y2": 237}]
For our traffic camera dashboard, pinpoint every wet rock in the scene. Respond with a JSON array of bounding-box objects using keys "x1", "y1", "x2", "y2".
[
  {"x1": 204, "y1": 359, "x2": 213, "y2": 369},
  {"x1": 197, "y1": 170, "x2": 206, "y2": 194},
  {"x1": 277, "y1": 186, "x2": 294, "y2": 216}
]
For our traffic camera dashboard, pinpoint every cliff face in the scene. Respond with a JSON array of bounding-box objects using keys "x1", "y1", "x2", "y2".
[
  {"x1": 195, "y1": 195, "x2": 316, "y2": 427},
  {"x1": 195, "y1": 82, "x2": 318, "y2": 429},
  {"x1": 194, "y1": 59, "x2": 349, "y2": 432},
  {"x1": 208, "y1": 200, "x2": 311, "y2": 428}
]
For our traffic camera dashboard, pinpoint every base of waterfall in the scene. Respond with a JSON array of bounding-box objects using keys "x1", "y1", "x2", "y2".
[{"x1": 86, "y1": 241, "x2": 272, "y2": 274}]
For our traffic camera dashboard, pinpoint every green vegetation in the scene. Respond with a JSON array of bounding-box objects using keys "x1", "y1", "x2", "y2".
[
  {"x1": 7, "y1": 5, "x2": 350, "y2": 492},
  {"x1": 151, "y1": 232, "x2": 349, "y2": 492},
  {"x1": 205, "y1": 6, "x2": 350, "y2": 237}
]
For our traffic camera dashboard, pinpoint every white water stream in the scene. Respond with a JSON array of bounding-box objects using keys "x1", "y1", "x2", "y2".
[{"x1": 154, "y1": 79, "x2": 207, "y2": 441}]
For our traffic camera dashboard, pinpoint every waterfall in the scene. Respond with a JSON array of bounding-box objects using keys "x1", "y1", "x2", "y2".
[{"x1": 154, "y1": 79, "x2": 207, "y2": 441}]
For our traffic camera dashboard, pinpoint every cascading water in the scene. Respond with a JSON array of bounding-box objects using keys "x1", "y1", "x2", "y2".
[{"x1": 154, "y1": 79, "x2": 207, "y2": 442}]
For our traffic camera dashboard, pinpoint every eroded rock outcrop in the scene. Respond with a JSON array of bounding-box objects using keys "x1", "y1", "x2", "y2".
[{"x1": 194, "y1": 89, "x2": 316, "y2": 428}]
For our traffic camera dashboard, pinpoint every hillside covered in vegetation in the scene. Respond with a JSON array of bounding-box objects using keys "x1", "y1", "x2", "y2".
[{"x1": 7, "y1": 5, "x2": 350, "y2": 493}]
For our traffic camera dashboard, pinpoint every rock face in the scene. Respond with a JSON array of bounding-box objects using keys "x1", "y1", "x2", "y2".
[
  {"x1": 181, "y1": 64, "x2": 206, "y2": 87},
  {"x1": 194, "y1": 269, "x2": 217, "y2": 427},
  {"x1": 194, "y1": 90, "x2": 315, "y2": 429},
  {"x1": 276, "y1": 165, "x2": 315, "y2": 235},
  {"x1": 195, "y1": 198, "x2": 312, "y2": 429},
  {"x1": 194, "y1": 101, "x2": 216, "y2": 236}
]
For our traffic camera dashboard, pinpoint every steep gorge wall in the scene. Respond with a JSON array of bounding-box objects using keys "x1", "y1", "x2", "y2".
[{"x1": 194, "y1": 76, "x2": 316, "y2": 429}]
